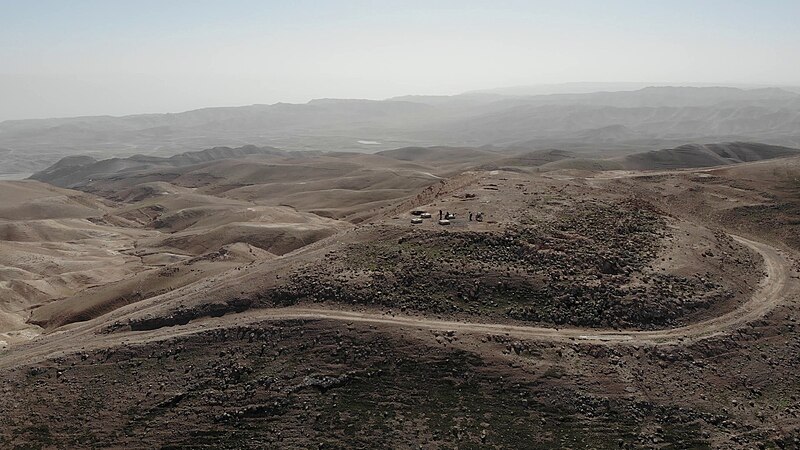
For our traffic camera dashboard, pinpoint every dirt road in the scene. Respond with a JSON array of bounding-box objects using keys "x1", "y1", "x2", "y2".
[
  {"x1": 249, "y1": 235, "x2": 793, "y2": 344},
  {"x1": 0, "y1": 234, "x2": 795, "y2": 369}
]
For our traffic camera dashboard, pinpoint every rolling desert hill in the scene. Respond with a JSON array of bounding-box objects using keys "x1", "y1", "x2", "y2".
[
  {"x1": 376, "y1": 145, "x2": 499, "y2": 164},
  {"x1": 0, "y1": 181, "x2": 154, "y2": 345},
  {"x1": 0, "y1": 146, "x2": 463, "y2": 346},
  {"x1": 30, "y1": 146, "x2": 453, "y2": 222},
  {"x1": 28, "y1": 145, "x2": 285, "y2": 189},
  {"x1": 618, "y1": 142, "x2": 800, "y2": 170},
  {"x1": 477, "y1": 149, "x2": 579, "y2": 170},
  {"x1": 530, "y1": 142, "x2": 800, "y2": 172},
  {"x1": 0, "y1": 180, "x2": 112, "y2": 220},
  {"x1": 5, "y1": 141, "x2": 800, "y2": 448},
  {"x1": 13, "y1": 139, "x2": 798, "y2": 339}
]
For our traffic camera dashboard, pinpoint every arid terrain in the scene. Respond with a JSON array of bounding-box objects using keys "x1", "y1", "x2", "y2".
[
  {"x1": 3, "y1": 86, "x2": 800, "y2": 176},
  {"x1": 2, "y1": 141, "x2": 800, "y2": 449}
]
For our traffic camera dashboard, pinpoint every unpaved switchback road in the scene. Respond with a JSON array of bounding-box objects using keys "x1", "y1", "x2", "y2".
[
  {"x1": 0, "y1": 234, "x2": 795, "y2": 369},
  {"x1": 250, "y1": 235, "x2": 794, "y2": 345}
]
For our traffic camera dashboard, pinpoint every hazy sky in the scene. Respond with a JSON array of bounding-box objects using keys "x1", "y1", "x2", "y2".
[{"x1": 1, "y1": 0, "x2": 799, "y2": 121}]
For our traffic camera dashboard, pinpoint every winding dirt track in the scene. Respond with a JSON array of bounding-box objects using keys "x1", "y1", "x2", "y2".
[
  {"x1": 0, "y1": 234, "x2": 794, "y2": 369},
  {"x1": 243, "y1": 235, "x2": 793, "y2": 345}
]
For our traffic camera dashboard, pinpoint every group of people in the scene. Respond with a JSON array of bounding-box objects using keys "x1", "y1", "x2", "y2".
[
  {"x1": 439, "y1": 210, "x2": 483, "y2": 222},
  {"x1": 438, "y1": 210, "x2": 455, "y2": 220}
]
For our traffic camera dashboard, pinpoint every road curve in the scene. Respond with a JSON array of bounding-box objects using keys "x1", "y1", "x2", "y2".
[
  {"x1": 0, "y1": 234, "x2": 794, "y2": 369},
  {"x1": 239, "y1": 234, "x2": 794, "y2": 345}
]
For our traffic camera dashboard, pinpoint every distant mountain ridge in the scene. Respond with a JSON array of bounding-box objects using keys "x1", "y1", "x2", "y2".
[{"x1": 5, "y1": 86, "x2": 800, "y2": 175}]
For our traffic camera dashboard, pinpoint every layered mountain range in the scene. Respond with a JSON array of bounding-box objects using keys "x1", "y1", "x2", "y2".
[{"x1": 2, "y1": 86, "x2": 799, "y2": 174}]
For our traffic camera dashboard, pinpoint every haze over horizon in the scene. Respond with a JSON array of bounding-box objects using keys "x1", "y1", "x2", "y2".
[
  {"x1": 7, "y1": 3, "x2": 800, "y2": 448},
  {"x1": 2, "y1": 0, "x2": 800, "y2": 121}
]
